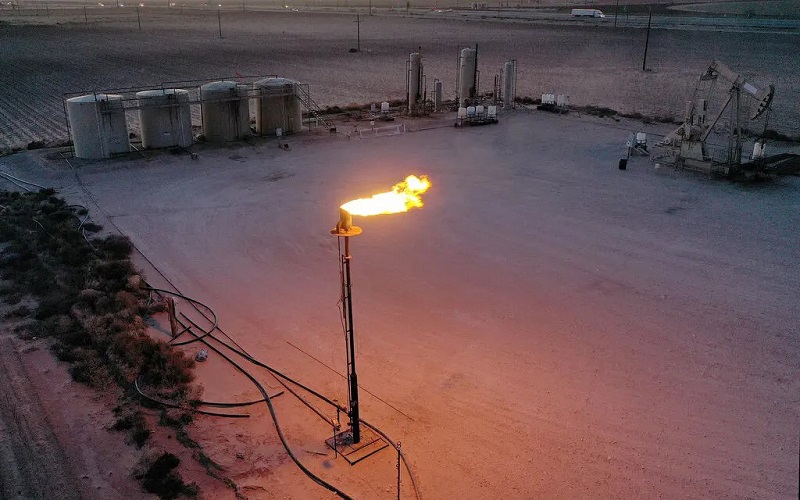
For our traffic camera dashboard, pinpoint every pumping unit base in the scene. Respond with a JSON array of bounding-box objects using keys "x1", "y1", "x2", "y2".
[{"x1": 325, "y1": 427, "x2": 389, "y2": 465}]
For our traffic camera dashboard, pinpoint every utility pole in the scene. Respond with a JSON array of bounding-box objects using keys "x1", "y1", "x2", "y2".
[
  {"x1": 642, "y1": 8, "x2": 652, "y2": 71},
  {"x1": 355, "y1": 14, "x2": 360, "y2": 52},
  {"x1": 614, "y1": 0, "x2": 618, "y2": 28},
  {"x1": 136, "y1": 6, "x2": 141, "y2": 30},
  {"x1": 217, "y1": 9, "x2": 222, "y2": 38}
]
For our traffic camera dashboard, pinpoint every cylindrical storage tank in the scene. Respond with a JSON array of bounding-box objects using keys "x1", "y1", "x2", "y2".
[
  {"x1": 136, "y1": 89, "x2": 192, "y2": 149},
  {"x1": 66, "y1": 94, "x2": 129, "y2": 159},
  {"x1": 433, "y1": 79, "x2": 443, "y2": 112},
  {"x1": 503, "y1": 60, "x2": 516, "y2": 110},
  {"x1": 200, "y1": 81, "x2": 251, "y2": 142},
  {"x1": 458, "y1": 48, "x2": 477, "y2": 106},
  {"x1": 253, "y1": 78, "x2": 303, "y2": 136},
  {"x1": 407, "y1": 52, "x2": 422, "y2": 115}
]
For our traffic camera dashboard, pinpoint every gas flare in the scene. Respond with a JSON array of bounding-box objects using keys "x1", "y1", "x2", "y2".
[{"x1": 340, "y1": 175, "x2": 432, "y2": 216}]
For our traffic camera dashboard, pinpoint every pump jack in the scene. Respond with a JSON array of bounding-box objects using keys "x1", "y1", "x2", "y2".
[{"x1": 660, "y1": 60, "x2": 775, "y2": 176}]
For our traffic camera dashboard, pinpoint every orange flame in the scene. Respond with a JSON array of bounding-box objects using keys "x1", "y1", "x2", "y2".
[{"x1": 341, "y1": 175, "x2": 432, "y2": 216}]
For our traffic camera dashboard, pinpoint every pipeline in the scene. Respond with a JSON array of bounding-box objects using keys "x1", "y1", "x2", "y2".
[
  {"x1": 148, "y1": 286, "x2": 422, "y2": 500},
  {"x1": 58, "y1": 156, "x2": 419, "y2": 498},
  {"x1": 134, "y1": 378, "x2": 250, "y2": 418},
  {"x1": 168, "y1": 308, "x2": 354, "y2": 499}
]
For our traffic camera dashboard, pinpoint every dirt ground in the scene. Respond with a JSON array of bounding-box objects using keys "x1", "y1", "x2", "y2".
[
  {"x1": 1, "y1": 106, "x2": 798, "y2": 499},
  {"x1": 0, "y1": 328, "x2": 148, "y2": 499},
  {"x1": 1, "y1": 6, "x2": 799, "y2": 151},
  {"x1": 1, "y1": 4, "x2": 798, "y2": 499}
]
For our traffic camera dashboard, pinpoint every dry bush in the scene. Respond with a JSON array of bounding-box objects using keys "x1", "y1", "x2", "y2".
[
  {"x1": 135, "y1": 451, "x2": 198, "y2": 499},
  {"x1": 0, "y1": 189, "x2": 198, "y2": 455}
]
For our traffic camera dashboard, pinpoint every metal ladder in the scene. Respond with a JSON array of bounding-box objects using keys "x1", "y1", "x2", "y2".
[{"x1": 296, "y1": 85, "x2": 333, "y2": 129}]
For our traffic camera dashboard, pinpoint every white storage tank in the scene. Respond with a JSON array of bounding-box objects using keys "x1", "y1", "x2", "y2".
[
  {"x1": 66, "y1": 94, "x2": 129, "y2": 159},
  {"x1": 407, "y1": 52, "x2": 422, "y2": 115},
  {"x1": 253, "y1": 78, "x2": 303, "y2": 136},
  {"x1": 136, "y1": 88, "x2": 192, "y2": 149},
  {"x1": 503, "y1": 60, "x2": 517, "y2": 110},
  {"x1": 200, "y1": 81, "x2": 251, "y2": 142},
  {"x1": 433, "y1": 79, "x2": 443, "y2": 112},
  {"x1": 458, "y1": 47, "x2": 477, "y2": 106}
]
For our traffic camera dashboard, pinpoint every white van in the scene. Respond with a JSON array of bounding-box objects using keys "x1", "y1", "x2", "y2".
[{"x1": 571, "y1": 8, "x2": 605, "y2": 18}]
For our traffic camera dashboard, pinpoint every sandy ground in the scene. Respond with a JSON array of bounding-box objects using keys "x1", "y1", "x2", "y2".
[
  {"x1": 1, "y1": 107, "x2": 797, "y2": 498},
  {"x1": 0, "y1": 328, "x2": 149, "y2": 499},
  {"x1": 1, "y1": 8, "x2": 798, "y2": 151}
]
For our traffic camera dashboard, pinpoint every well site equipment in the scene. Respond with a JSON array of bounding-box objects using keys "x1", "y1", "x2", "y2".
[
  {"x1": 330, "y1": 209, "x2": 363, "y2": 445},
  {"x1": 136, "y1": 88, "x2": 193, "y2": 149},
  {"x1": 457, "y1": 46, "x2": 478, "y2": 107},
  {"x1": 200, "y1": 81, "x2": 251, "y2": 142},
  {"x1": 66, "y1": 93, "x2": 129, "y2": 159},
  {"x1": 62, "y1": 74, "x2": 328, "y2": 158},
  {"x1": 502, "y1": 60, "x2": 517, "y2": 109},
  {"x1": 407, "y1": 51, "x2": 424, "y2": 115},
  {"x1": 254, "y1": 77, "x2": 304, "y2": 136}
]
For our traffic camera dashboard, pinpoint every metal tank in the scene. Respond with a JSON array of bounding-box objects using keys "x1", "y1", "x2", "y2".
[
  {"x1": 458, "y1": 47, "x2": 477, "y2": 106},
  {"x1": 503, "y1": 60, "x2": 517, "y2": 110},
  {"x1": 66, "y1": 94, "x2": 129, "y2": 159},
  {"x1": 200, "y1": 81, "x2": 251, "y2": 142},
  {"x1": 136, "y1": 88, "x2": 193, "y2": 149},
  {"x1": 433, "y1": 79, "x2": 443, "y2": 112},
  {"x1": 253, "y1": 78, "x2": 303, "y2": 136},
  {"x1": 407, "y1": 52, "x2": 422, "y2": 115}
]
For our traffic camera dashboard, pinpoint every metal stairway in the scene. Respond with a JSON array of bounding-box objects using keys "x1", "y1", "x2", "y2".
[{"x1": 296, "y1": 85, "x2": 333, "y2": 129}]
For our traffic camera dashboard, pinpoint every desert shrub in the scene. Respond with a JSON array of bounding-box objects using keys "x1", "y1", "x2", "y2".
[
  {"x1": 761, "y1": 129, "x2": 796, "y2": 143},
  {"x1": 4, "y1": 304, "x2": 31, "y2": 318},
  {"x1": 91, "y1": 259, "x2": 136, "y2": 294},
  {"x1": 134, "y1": 339, "x2": 195, "y2": 390},
  {"x1": 67, "y1": 347, "x2": 112, "y2": 387},
  {"x1": 98, "y1": 234, "x2": 133, "y2": 259},
  {"x1": 654, "y1": 114, "x2": 678, "y2": 124},
  {"x1": 0, "y1": 190, "x2": 200, "y2": 492},
  {"x1": 33, "y1": 314, "x2": 84, "y2": 342},
  {"x1": 0, "y1": 289, "x2": 23, "y2": 305},
  {"x1": 82, "y1": 222, "x2": 102, "y2": 233},
  {"x1": 619, "y1": 111, "x2": 644, "y2": 120},
  {"x1": 515, "y1": 95, "x2": 540, "y2": 105},
  {"x1": 112, "y1": 405, "x2": 152, "y2": 447},
  {"x1": 139, "y1": 452, "x2": 197, "y2": 499},
  {"x1": 159, "y1": 408, "x2": 193, "y2": 428},
  {"x1": 582, "y1": 105, "x2": 618, "y2": 118},
  {"x1": 35, "y1": 288, "x2": 79, "y2": 319}
]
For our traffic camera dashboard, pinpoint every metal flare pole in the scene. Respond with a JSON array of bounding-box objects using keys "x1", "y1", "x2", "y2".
[
  {"x1": 332, "y1": 208, "x2": 363, "y2": 444},
  {"x1": 341, "y1": 236, "x2": 361, "y2": 443}
]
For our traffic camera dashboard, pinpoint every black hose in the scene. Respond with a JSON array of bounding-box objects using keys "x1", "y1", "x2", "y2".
[
  {"x1": 180, "y1": 313, "x2": 422, "y2": 500},
  {"x1": 146, "y1": 286, "x2": 249, "y2": 355},
  {"x1": 0, "y1": 171, "x2": 47, "y2": 190},
  {"x1": 147, "y1": 286, "x2": 422, "y2": 499},
  {"x1": 61, "y1": 155, "x2": 419, "y2": 498},
  {"x1": 173, "y1": 314, "x2": 354, "y2": 499},
  {"x1": 0, "y1": 172, "x2": 32, "y2": 192},
  {"x1": 178, "y1": 313, "x2": 335, "y2": 426},
  {"x1": 134, "y1": 378, "x2": 250, "y2": 419}
]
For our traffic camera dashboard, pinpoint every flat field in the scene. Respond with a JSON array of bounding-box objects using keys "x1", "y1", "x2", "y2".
[
  {"x1": 2, "y1": 108, "x2": 798, "y2": 499},
  {"x1": 1, "y1": 7, "x2": 799, "y2": 151},
  {"x1": 1, "y1": 5, "x2": 798, "y2": 500}
]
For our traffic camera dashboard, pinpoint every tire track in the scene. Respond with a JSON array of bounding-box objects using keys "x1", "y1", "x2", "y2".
[{"x1": 0, "y1": 336, "x2": 82, "y2": 500}]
